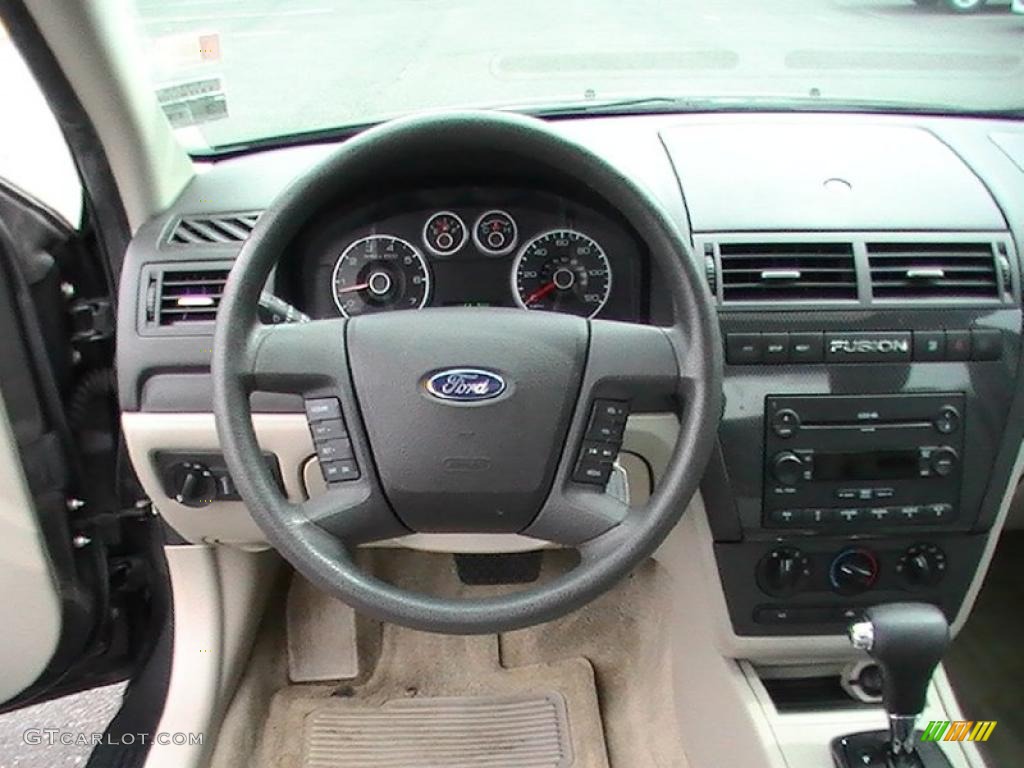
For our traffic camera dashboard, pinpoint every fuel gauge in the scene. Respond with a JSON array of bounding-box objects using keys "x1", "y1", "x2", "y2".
[{"x1": 423, "y1": 211, "x2": 467, "y2": 256}]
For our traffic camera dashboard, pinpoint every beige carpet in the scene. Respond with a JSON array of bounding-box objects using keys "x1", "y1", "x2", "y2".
[
  {"x1": 255, "y1": 625, "x2": 608, "y2": 768},
  {"x1": 210, "y1": 550, "x2": 688, "y2": 768}
]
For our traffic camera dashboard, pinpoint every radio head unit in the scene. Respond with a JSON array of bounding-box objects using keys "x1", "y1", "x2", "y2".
[{"x1": 763, "y1": 394, "x2": 965, "y2": 531}]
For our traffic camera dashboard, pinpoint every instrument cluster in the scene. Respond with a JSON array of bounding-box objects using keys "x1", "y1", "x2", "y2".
[{"x1": 295, "y1": 189, "x2": 644, "y2": 322}]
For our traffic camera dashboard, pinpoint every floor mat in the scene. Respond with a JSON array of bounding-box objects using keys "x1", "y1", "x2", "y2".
[
  {"x1": 256, "y1": 624, "x2": 610, "y2": 768},
  {"x1": 302, "y1": 693, "x2": 572, "y2": 768}
]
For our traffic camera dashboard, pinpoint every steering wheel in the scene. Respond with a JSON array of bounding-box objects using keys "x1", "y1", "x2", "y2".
[{"x1": 212, "y1": 111, "x2": 722, "y2": 634}]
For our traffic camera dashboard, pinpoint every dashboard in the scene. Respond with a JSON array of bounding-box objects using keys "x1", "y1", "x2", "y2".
[
  {"x1": 280, "y1": 188, "x2": 645, "y2": 323},
  {"x1": 115, "y1": 112, "x2": 1024, "y2": 647}
]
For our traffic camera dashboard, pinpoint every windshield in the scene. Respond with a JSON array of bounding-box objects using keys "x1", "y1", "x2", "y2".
[{"x1": 130, "y1": 0, "x2": 1023, "y2": 153}]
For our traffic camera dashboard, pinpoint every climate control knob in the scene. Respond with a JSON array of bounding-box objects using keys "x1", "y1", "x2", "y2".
[
  {"x1": 757, "y1": 547, "x2": 812, "y2": 597},
  {"x1": 898, "y1": 543, "x2": 946, "y2": 588},
  {"x1": 830, "y1": 548, "x2": 879, "y2": 595},
  {"x1": 771, "y1": 451, "x2": 806, "y2": 486}
]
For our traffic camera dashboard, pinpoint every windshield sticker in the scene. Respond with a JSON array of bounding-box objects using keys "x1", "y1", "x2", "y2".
[{"x1": 157, "y1": 78, "x2": 228, "y2": 128}]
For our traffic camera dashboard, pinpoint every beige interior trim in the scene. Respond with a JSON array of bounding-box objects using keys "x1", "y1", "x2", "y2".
[
  {"x1": 0, "y1": 393, "x2": 62, "y2": 704},
  {"x1": 740, "y1": 661, "x2": 981, "y2": 768},
  {"x1": 145, "y1": 544, "x2": 280, "y2": 768},
  {"x1": 23, "y1": 0, "x2": 194, "y2": 230}
]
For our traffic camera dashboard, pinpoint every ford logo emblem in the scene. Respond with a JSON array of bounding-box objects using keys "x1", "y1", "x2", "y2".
[{"x1": 424, "y1": 368, "x2": 507, "y2": 402}]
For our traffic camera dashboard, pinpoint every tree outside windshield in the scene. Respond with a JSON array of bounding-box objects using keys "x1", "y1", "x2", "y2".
[{"x1": 131, "y1": 0, "x2": 1024, "y2": 151}]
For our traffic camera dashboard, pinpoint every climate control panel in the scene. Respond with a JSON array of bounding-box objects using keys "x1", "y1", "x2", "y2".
[{"x1": 716, "y1": 532, "x2": 982, "y2": 635}]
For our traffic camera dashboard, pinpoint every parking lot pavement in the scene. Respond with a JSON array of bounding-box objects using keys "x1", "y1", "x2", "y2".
[
  {"x1": 132, "y1": 0, "x2": 1023, "y2": 149},
  {"x1": 0, "y1": 684, "x2": 125, "y2": 768}
]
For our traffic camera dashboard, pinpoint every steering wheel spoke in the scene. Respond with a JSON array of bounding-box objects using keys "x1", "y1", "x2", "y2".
[
  {"x1": 297, "y1": 487, "x2": 407, "y2": 545},
  {"x1": 246, "y1": 318, "x2": 348, "y2": 395}
]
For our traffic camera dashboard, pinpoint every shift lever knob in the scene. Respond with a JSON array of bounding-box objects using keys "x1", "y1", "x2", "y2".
[{"x1": 849, "y1": 602, "x2": 950, "y2": 756}]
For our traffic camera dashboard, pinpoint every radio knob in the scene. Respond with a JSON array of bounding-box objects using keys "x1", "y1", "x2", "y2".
[
  {"x1": 830, "y1": 548, "x2": 880, "y2": 595},
  {"x1": 929, "y1": 447, "x2": 958, "y2": 478},
  {"x1": 898, "y1": 544, "x2": 946, "y2": 588},
  {"x1": 771, "y1": 451, "x2": 806, "y2": 485},
  {"x1": 757, "y1": 547, "x2": 811, "y2": 597}
]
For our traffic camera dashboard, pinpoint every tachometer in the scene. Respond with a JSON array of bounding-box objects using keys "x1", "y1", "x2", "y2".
[
  {"x1": 332, "y1": 235, "x2": 430, "y2": 316},
  {"x1": 512, "y1": 230, "x2": 611, "y2": 318}
]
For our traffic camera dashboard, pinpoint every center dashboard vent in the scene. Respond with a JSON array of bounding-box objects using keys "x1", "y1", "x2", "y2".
[
  {"x1": 167, "y1": 212, "x2": 260, "y2": 245},
  {"x1": 867, "y1": 242, "x2": 1001, "y2": 301},
  {"x1": 141, "y1": 263, "x2": 231, "y2": 332},
  {"x1": 718, "y1": 242, "x2": 857, "y2": 303}
]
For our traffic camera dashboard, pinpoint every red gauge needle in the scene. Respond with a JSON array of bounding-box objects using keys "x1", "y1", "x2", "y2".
[
  {"x1": 524, "y1": 281, "x2": 557, "y2": 305},
  {"x1": 336, "y1": 282, "x2": 370, "y2": 293}
]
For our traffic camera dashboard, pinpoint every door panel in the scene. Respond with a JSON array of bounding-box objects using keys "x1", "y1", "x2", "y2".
[{"x1": 0, "y1": 384, "x2": 62, "y2": 703}]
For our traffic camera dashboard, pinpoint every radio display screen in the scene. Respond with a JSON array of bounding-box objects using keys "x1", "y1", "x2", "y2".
[{"x1": 814, "y1": 450, "x2": 919, "y2": 482}]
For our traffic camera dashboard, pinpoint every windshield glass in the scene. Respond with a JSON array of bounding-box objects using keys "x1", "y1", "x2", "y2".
[{"x1": 129, "y1": 0, "x2": 1023, "y2": 152}]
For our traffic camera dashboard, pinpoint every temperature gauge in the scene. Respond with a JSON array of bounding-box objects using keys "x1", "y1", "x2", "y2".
[{"x1": 473, "y1": 210, "x2": 518, "y2": 256}]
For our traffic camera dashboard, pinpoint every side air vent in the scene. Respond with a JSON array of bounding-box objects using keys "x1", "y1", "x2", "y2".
[
  {"x1": 141, "y1": 263, "x2": 230, "y2": 332},
  {"x1": 167, "y1": 212, "x2": 260, "y2": 245},
  {"x1": 867, "y1": 242, "x2": 1000, "y2": 301},
  {"x1": 718, "y1": 242, "x2": 857, "y2": 302}
]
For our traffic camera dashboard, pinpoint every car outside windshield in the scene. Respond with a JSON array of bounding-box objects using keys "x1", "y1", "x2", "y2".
[{"x1": 130, "y1": 0, "x2": 1024, "y2": 153}]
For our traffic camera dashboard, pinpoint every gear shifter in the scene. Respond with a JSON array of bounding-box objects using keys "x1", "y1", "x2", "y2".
[{"x1": 832, "y1": 602, "x2": 953, "y2": 768}]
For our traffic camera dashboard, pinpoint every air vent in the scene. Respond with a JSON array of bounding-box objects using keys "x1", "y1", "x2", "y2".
[
  {"x1": 142, "y1": 264, "x2": 230, "y2": 329},
  {"x1": 867, "y1": 242, "x2": 999, "y2": 301},
  {"x1": 718, "y1": 242, "x2": 857, "y2": 302},
  {"x1": 167, "y1": 212, "x2": 260, "y2": 245}
]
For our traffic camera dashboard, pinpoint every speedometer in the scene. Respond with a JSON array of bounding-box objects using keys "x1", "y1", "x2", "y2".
[
  {"x1": 512, "y1": 230, "x2": 611, "y2": 318},
  {"x1": 332, "y1": 235, "x2": 430, "y2": 316}
]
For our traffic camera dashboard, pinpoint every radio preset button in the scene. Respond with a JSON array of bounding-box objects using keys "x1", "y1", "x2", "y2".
[
  {"x1": 771, "y1": 408, "x2": 801, "y2": 438},
  {"x1": 837, "y1": 508, "x2": 862, "y2": 523},
  {"x1": 807, "y1": 508, "x2": 833, "y2": 525},
  {"x1": 898, "y1": 505, "x2": 922, "y2": 522}
]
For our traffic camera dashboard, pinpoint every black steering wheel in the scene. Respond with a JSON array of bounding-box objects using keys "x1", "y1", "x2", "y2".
[{"x1": 212, "y1": 111, "x2": 722, "y2": 634}]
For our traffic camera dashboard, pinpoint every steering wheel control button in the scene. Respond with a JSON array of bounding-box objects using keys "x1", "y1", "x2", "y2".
[
  {"x1": 913, "y1": 331, "x2": 946, "y2": 361},
  {"x1": 581, "y1": 442, "x2": 617, "y2": 462},
  {"x1": 321, "y1": 459, "x2": 360, "y2": 483},
  {"x1": 585, "y1": 399, "x2": 629, "y2": 443},
  {"x1": 311, "y1": 419, "x2": 348, "y2": 441},
  {"x1": 726, "y1": 333, "x2": 762, "y2": 364},
  {"x1": 305, "y1": 398, "x2": 342, "y2": 422},
  {"x1": 316, "y1": 438, "x2": 354, "y2": 462},
  {"x1": 574, "y1": 400, "x2": 630, "y2": 486},
  {"x1": 573, "y1": 460, "x2": 613, "y2": 486}
]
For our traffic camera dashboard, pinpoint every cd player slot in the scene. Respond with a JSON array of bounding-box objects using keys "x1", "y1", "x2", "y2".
[{"x1": 800, "y1": 420, "x2": 933, "y2": 431}]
